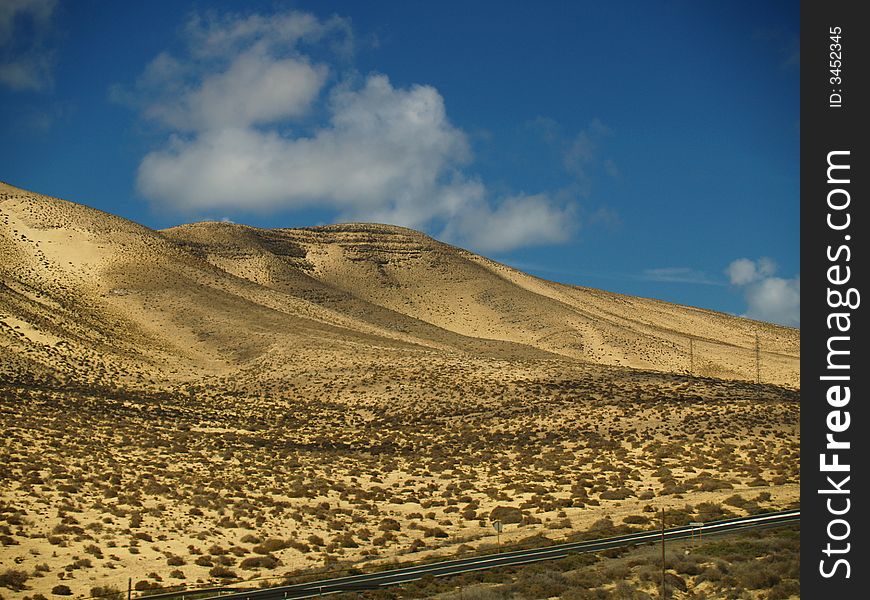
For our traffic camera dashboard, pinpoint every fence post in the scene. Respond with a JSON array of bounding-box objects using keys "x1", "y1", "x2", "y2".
[{"x1": 660, "y1": 509, "x2": 666, "y2": 599}]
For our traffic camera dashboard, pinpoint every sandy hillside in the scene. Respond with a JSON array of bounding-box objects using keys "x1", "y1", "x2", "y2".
[
  {"x1": 0, "y1": 182, "x2": 797, "y2": 388},
  {"x1": 0, "y1": 182, "x2": 799, "y2": 599}
]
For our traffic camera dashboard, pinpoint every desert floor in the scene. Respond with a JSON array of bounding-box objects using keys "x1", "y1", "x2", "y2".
[
  {"x1": 0, "y1": 353, "x2": 798, "y2": 599},
  {"x1": 0, "y1": 184, "x2": 799, "y2": 599}
]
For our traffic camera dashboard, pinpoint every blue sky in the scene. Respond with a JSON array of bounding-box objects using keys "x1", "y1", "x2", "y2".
[{"x1": 0, "y1": 0, "x2": 799, "y2": 326}]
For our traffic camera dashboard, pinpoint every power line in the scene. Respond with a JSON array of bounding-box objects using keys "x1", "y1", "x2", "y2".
[
  {"x1": 755, "y1": 332, "x2": 760, "y2": 384},
  {"x1": 688, "y1": 338, "x2": 694, "y2": 376}
]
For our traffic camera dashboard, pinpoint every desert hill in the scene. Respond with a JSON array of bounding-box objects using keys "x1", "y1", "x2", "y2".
[
  {"x1": 0, "y1": 181, "x2": 800, "y2": 598},
  {"x1": 0, "y1": 181, "x2": 798, "y2": 387}
]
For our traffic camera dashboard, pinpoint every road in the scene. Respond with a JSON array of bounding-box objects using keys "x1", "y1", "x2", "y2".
[{"x1": 194, "y1": 509, "x2": 799, "y2": 600}]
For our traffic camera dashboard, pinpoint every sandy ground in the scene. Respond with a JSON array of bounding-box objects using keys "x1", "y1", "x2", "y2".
[
  {"x1": 0, "y1": 357, "x2": 799, "y2": 598},
  {"x1": 0, "y1": 183, "x2": 800, "y2": 598}
]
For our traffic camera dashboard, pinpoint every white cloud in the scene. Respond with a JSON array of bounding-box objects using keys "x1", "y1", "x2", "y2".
[
  {"x1": 0, "y1": 0, "x2": 56, "y2": 91},
  {"x1": 442, "y1": 194, "x2": 576, "y2": 253},
  {"x1": 642, "y1": 267, "x2": 722, "y2": 286},
  {"x1": 138, "y1": 75, "x2": 471, "y2": 215},
  {"x1": 182, "y1": 11, "x2": 352, "y2": 60},
  {"x1": 743, "y1": 276, "x2": 800, "y2": 326},
  {"x1": 726, "y1": 258, "x2": 799, "y2": 327},
  {"x1": 127, "y1": 10, "x2": 577, "y2": 253},
  {"x1": 726, "y1": 256, "x2": 776, "y2": 285},
  {"x1": 145, "y1": 51, "x2": 327, "y2": 131},
  {"x1": 726, "y1": 258, "x2": 757, "y2": 285},
  {"x1": 120, "y1": 10, "x2": 343, "y2": 131}
]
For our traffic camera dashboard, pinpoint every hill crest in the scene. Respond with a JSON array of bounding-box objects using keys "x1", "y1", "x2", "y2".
[{"x1": 0, "y1": 182, "x2": 799, "y2": 387}]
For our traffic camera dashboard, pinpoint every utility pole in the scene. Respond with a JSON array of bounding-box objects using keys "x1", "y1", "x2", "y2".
[
  {"x1": 688, "y1": 338, "x2": 694, "y2": 375},
  {"x1": 755, "y1": 332, "x2": 760, "y2": 384},
  {"x1": 660, "y1": 508, "x2": 666, "y2": 599},
  {"x1": 127, "y1": 578, "x2": 132, "y2": 600},
  {"x1": 689, "y1": 521, "x2": 704, "y2": 546}
]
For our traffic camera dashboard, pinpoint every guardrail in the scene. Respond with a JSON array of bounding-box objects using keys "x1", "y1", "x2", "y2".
[{"x1": 184, "y1": 509, "x2": 800, "y2": 600}]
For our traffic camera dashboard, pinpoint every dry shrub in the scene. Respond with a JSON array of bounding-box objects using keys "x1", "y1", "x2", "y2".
[
  {"x1": 623, "y1": 515, "x2": 649, "y2": 525},
  {"x1": 489, "y1": 506, "x2": 523, "y2": 524},
  {"x1": 133, "y1": 581, "x2": 157, "y2": 591},
  {"x1": 0, "y1": 570, "x2": 28, "y2": 591},
  {"x1": 208, "y1": 565, "x2": 237, "y2": 579},
  {"x1": 252, "y1": 538, "x2": 287, "y2": 554},
  {"x1": 194, "y1": 556, "x2": 213, "y2": 567},
  {"x1": 239, "y1": 555, "x2": 279, "y2": 570},
  {"x1": 90, "y1": 586, "x2": 123, "y2": 600},
  {"x1": 378, "y1": 518, "x2": 400, "y2": 531}
]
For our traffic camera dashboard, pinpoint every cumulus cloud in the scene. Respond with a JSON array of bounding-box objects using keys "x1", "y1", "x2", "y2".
[
  {"x1": 137, "y1": 75, "x2": 471, "y2": 216},
  {"x1": 0, "y1": 0, "x2": 56, "y2": 91},
  {"x1": 743, "y1": 276, "x2": 800, "y2": 326},
  {"x1": 182, "y1": 10, "x2": 353, "y2": 60},
  {"x1": 145, "y1": 52, "x2": 327, "y2": 131},
  {"x1": 442, "y1": 194, "x2": 576, "y2": 252},
  {"x1": 726, "y1": 256, "x2": 776, "y2": 285},
  {"x1": 726, "y1": 258, "x2": 799, "y2": 327},
  {"x1": 124, "y1": 9, "x2": 577, "y2": 252},
  {"x1": 115, "y1": 10, "x2": 342, "y2": 129}
]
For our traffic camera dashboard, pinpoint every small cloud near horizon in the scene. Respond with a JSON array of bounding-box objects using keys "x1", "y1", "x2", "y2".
[
  {"x1": 726, "y1": 257, "x2": 799, "y2": 327},
  {"x1": 641, "y1": 267, "x2": 724, "y2": 286}
]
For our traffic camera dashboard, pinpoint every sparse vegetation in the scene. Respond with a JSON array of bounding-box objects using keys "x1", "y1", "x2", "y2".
[
  {"x1": 317, "y1": 525, "x2": 800, "y2": 600},
  {"x1": 0, "y1": 183, "x2": 799, "y2": 598}
]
